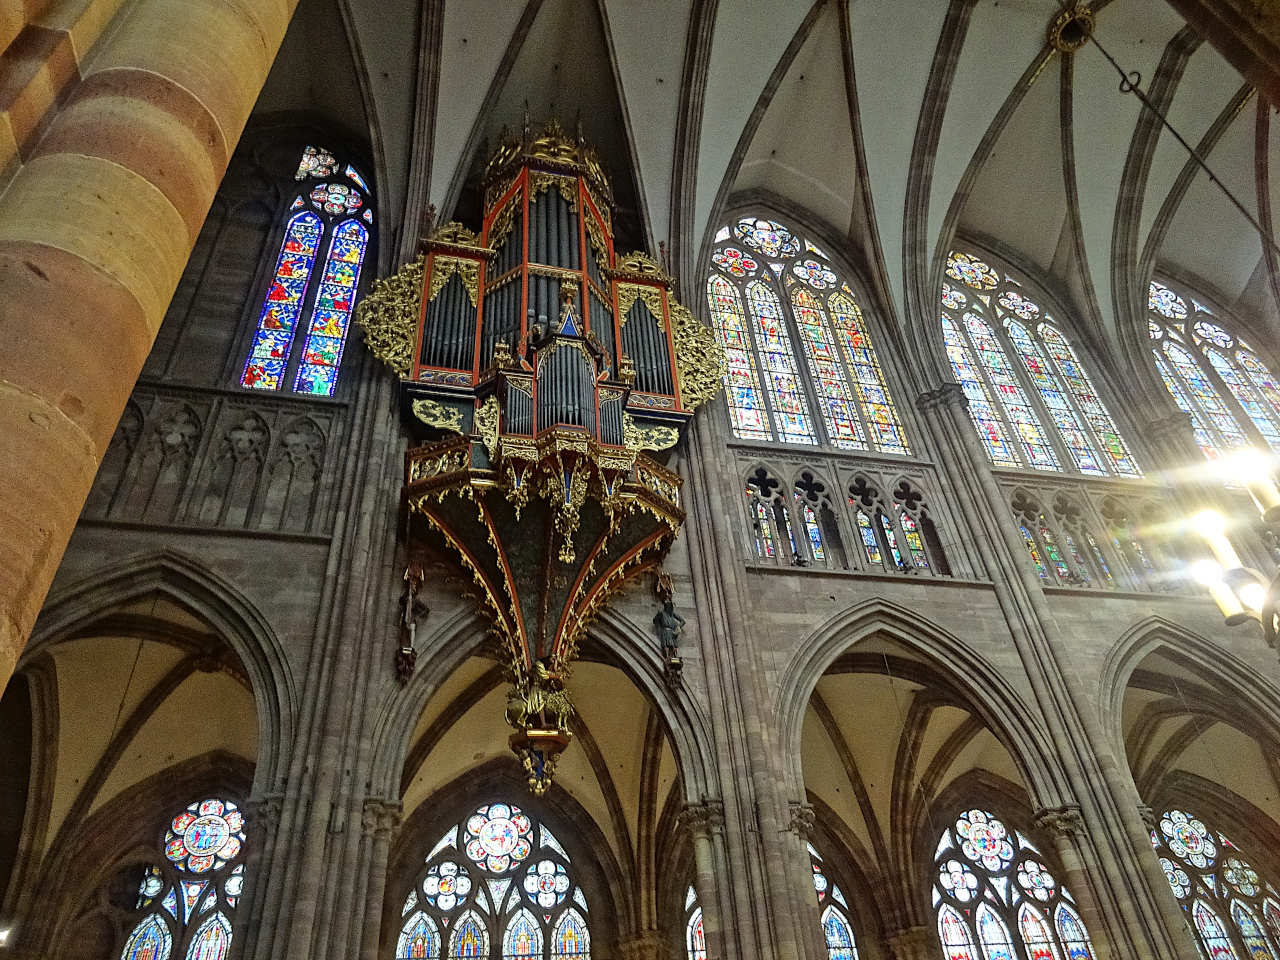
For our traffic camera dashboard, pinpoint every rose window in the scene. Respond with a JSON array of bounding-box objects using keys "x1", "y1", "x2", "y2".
[
  {"x1": 164, "y1": 798, "x2": 245, "y2": 874},
  {"x1": 956, "y1": 809, "x2": 1013, "y2": 872},
  {"x1": 938, "y1": 858, "x2": 979, "y2": 902},
  {"x1": 310, "y1": 182, "x2": 363, "y2": 216},
  {"x1": 1160, "y1": 810, "x2": 1215, "y2": 869},
  {"x1": 1223, "y1": 856, "x2": 1260, "y2": 896},
  {"x1": 791, "y1": 258, "x2": 837, "y2": 289},
  {"x1": 464, "y1": 802, "x2": 533, "y2": 873},
  {"x1": 733, "y1": 217, "x2": 800, "y2": 258},
  {"x1": 523, "y1": 859, "x2": 571, "y2": 908},
  {"x1": 945, "y1": 252, "x2": 998, "y2": 290},
  {"x1": 712, "y1": 247, "x2": 758, "y2": 278},
  {"x1": 1192, "y1": 319, "x2": 1234, "y2": 349},
  {"x1": 1159, "y1": 857, "x2": 1191, "y2": 899},
  {"x1": 1015, "y1": 859, "x2": 1056, "y2": 901}
]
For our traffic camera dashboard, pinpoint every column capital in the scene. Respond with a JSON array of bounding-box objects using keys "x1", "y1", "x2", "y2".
[
  {"x1": 1033, "y1": 803, "x2": 1085, "y2": 841},
  {"x1": 244, "y1": 792, "x2": 285, "y2": 832},
  {"x1": 1137, "y1": 803, "x2": 1158, "y2": 832},
  {"x1": 362, "y1": 798, "x2": 403, "y2": 839},
  {"x1": 616, "y1": 931, "x2": 670, "y2": 960},
  {"x1": 787, "y1": 800, "x2": 816, "y2": 838},
  {"x1": 678, "y1": 799, "x2": 726, "y2": 838},
  {"x1": 915, "y1": 382, "x2": 968, "y2": 413},
  {"x1": 883, "y1": 925, "x2": 935, "y2": 960}
]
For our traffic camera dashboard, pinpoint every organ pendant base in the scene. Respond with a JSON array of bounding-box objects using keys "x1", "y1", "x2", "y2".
[{"x1": 357, "y1": 120, "x2": 724, "y2": 794}]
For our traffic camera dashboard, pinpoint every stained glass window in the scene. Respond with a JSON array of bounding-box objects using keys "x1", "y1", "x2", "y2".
[
  {"x1": 710, "y1": 216, "x2": 909, "y2": 453},
  {"x1": 943, "y1": 251, "x2": 1140, "y2": 476},
  {"x1": 810, "y1": 846, "x2": 859, "y2": 960},
  {"x1": 685, "y1": 886, "x2": 707, "y2": 960},
  {"x1": 1151, "y1": 808, "x2": 1280, "y2": 960},
  {"x1": 397, "y1": 802, "x2": 590, "y2": 959},
  {"x1": 933, "y1": 808, "x2": 1095, "y2": 960},
  {"x1": 117, "y1": 798, "x2": 247, "y2": 960},
  {"x1": 1147, "y1": 278, "x2": 1280, "y2": 460},
  {"x1": 242, "y1": 144, "x2": 374, "y2": 397}
]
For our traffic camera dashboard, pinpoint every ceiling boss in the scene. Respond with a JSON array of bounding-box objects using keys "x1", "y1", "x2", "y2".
[{"x1": 356, "y1": 119, "x2": 725, "y2": 794}]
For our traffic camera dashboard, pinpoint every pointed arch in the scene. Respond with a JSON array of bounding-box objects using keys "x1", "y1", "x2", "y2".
[
  {"x1": 1192, "y1": 899, "x2": 1239, "y2": 959},
  {"x1": 550, "y1": 907, "x2": 590, "y2": 958},
  {"x1": 938, "y1": 904, "x2": 977, "y2": 960},
  {"x1": 448, "y1": 909, "x2": 488, "y2": 958},
  {"x1": 122, "y1": 913, "x2": 173, "y2": 960},
  {"x1": 1017, "y1": 903, "x2": 1060, "y2": 960},
  {"x1": 502, "y1": 908, "x2": 543, "y2": 958},
  {"x1": 396, "y1": 911, "x2": 440, "y2": 959},
  {"x1": 184, "y1": 912, "x2": 232, "y2": 960}
]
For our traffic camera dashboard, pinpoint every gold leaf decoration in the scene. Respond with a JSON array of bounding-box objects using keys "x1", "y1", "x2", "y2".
[
  {"x1": 623, "y1": 413, "x2": 681, "y2": 452},
  {"x1": 617, "y1": 284, "x2": 665, "y2": 326},
  {"x1": 474, "y1": 396, "x2": 500, "y2": 460},
  {"x1": 412, "y1": 398, "x2": 464, "y2": 434},
  {"x1": 353, "y1": 255, "x2": 424, "y2": 378},
  {"x1": 669, "y1": 300, "x2": 726, "y2": 412},
  {"x1": 427, "y1": 257, "x2": 480, "y2": 307}
]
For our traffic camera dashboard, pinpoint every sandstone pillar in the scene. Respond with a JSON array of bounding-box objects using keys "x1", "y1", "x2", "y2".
[
  {"x1": 0, "y1": 0, "x2": 298, "y2": 687},
  {"x1": 883, "y1": 925, "x2": 935, "y2": 960}
]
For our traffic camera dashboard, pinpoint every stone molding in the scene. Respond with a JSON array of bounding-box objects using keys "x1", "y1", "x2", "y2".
[
  {"x1": 678, "y1": 799, "x2": 726, "y2": 838},
  {"x1": 362, "y1": 798, "x2": 403, "y2": 839},
  {"x1": 1033, "y1": 803, "x2": 1085, "y2": 841},
  {"x1": 787, "y1": 800, "x2": 816, "y2": 838},
  {"x1": 915, "y1": 382, "x2": 968, "y2": 413}
]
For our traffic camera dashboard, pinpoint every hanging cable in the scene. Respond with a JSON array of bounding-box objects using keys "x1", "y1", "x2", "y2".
[{"x1": 1087, "y1": 33, "x2": 1280, "y2": 260}]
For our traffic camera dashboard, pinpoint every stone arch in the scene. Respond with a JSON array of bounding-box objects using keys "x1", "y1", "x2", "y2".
[
  {"x1": 1098, "y1": 615, "x2": 1280, "y2": 760},
  {"x1": 777, "y1": 597, "x2": 1069, "y2": 809},
  {"x1": 24, "y1": 549, "x2": 296, "y2": 793}
]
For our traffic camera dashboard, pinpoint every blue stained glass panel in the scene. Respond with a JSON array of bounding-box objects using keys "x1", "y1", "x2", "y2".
[
  {"x1": 747, "y1": 280, "x2": 815, "y2": 444},
  {"x1": 293, "y1": 219, "x2": 368, "y2": 396},
  {"x1": 942, "y1": 314, "x2": 1019, "y2": 467},
  {"x1": 709, "y1": 275, "x2": 772, "y2": 440},
  {"x1": 242, "y1": 211, "x2": 322, "y2": 390},
  {"x1": 1005, "y1": 321, "x2": 1101, "y2": 474}
]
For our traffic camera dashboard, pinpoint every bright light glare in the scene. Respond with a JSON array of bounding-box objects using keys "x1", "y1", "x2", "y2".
[
  {"x1": 1191, "y1": 509, "x2": 1227, "y2": 540},
  {"x1": 1190, "y1": 559, "x2": 1225, "y2": 586},
  {"x1": 1217, "y1": 447, "x2": 1273, "y2": 484},
  {"x1": 1239, "y1": 582, "x2": 1267, "y2": 613},
  {"x1": 0, "y1": 929, "x2": 10, "y2": 945}
]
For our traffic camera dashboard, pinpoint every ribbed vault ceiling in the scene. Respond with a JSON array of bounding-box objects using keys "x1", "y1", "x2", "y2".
[{"x1": 253, "y1": 0, "x2": 1280, "y2": 358}]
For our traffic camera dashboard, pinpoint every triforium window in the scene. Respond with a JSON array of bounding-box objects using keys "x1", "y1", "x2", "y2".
[
  {"x1": 933, "y1": 808, "x2": 1096, "y2": 960},
  {"x1": 1150, "y1": 807, "x2": 1280, "y2": 959},
  {"x1": 240, "y1": 144, "x2": 374, "y2": 397},
  {"x1": 119, "y1": 797, "x2": 247, "y2": 960},
  {"x1": 706, "y1": 216, "x2": 909, "y2": 454},
  {"x1": 810, "y1": 844, "x2": 859, "y2": 960},
  {"x1": 684, "y1": 885, "x2": 707, "y2": 960},
  {"x1": 1147, "y1": 279, "x2": 1280, "y2": 460},
  {"x1": 941, "y1": 250, "x2": 1140, "y2": 477},
  {"x1": 396, "y1": 801, "x2": 591, "y2": 959}
]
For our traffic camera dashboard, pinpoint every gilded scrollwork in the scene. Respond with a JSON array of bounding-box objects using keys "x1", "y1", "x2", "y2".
[
  {"x1": 411, "y1": 399, "x2": 464, "y2": 434},
  {"x1": 582, "y1": 212, "x2": 611, "y2": 277},
  {"x1": 353, "y1": 255, "x2": 424, "y2": 378},
  {"x1": 623, "y1": 412, "x2": 680, "y2": 452},
  {"x1": 613, "y1": 250, "x2": 671, "y2": 283},
  {"x1": 616, "y1": 284, "x2": 665, "y2": 325},
  {"x1": 474, "y1": 396, "x2": 500, "y2": 460},
  {"x1": 426, "y1": 256, "x2": 480, "y2": 307},
  {"x1": 487, "y1": 193, "x2": 520, "y2": 251},
  {"x1": 529, "y1": 171, "x2": 580, "y2": 210},
  {"x1": 669, "y1": 300, "x2": 726, "y2": 412}
]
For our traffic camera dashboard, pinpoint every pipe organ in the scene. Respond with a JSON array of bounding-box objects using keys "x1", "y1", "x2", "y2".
[{"x1": 356, "y1": 119, "x2": 724, "y2": 793}]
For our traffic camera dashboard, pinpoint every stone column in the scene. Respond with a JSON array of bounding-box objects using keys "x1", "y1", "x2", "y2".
[
  {"x1": 617, "y1": 931, "x2": 671, "y2": 960},
  {"x1": 883, "y1": 925, "x2": 935, "y2": 960},
  {"x1": 237, "y1": 792, "x2": 285, "y2": 960},
  {"x1": 785, "y1": 800, "x2": 828, "y2": 960},
  {"x1": 679, "y1": 801, "x2": 726, "y2": 960},
  {"x1": 0, "y1": 0, "x2": 299, "y2": 686},
  {"x1": 358, "y1": 799, "x2": 402, "y2": 960}
]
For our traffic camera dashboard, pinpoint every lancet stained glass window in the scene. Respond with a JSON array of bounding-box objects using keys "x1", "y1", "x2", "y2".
[
  {"x1": 942, "y1": 251, "x2": 1140, "y2": 476},
  {"x1": 684, "y1": 886, "x2": 707, "y2": 960},
  {"x1": 242, "y1": 144, "x2": 374, "y2": 397},
  {"x1": 396, "y1": 802, "x2": 591, "y2": 959},
  {"x1": 1150, "y1": 807, "x2": 1280, "y2": 960},
  {"x1": 118, "y1": 798, "x2": 248, "y2": 960},
  {"x1": 709, "y1": 216, "x2": 909, "y2": 453},
  {"x1": 1147, "y1": 278, "x2": 1280, "y2": 460},
  {"x1": 932, "y1": 808, "x2": 1095, "y2": 960},
  {"x1": 809, "y1": 844, "x2": 859, "y2": 960}
]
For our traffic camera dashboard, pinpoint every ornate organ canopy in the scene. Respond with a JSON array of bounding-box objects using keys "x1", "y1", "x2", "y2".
[{"x1": 357, "y1": 119, "x2": 724, "y2": 793}]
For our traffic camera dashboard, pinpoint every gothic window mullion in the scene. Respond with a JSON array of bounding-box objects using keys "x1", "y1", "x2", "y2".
[
  {"x1": 740, "y1": 278, "x2": 786, "y2": 442},
  {"x1": 991, "y1": 311, "x2": 1079, "y2": 475},
  {"x1": 773, "y1": 269, "x2": 830, "y2": 447},
  {"x1": 955, "y1": 306, "x2": 1033, "y2": 471}
]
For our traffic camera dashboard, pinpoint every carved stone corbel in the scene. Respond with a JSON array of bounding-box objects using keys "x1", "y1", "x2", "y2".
[
  {"x1": 1033, "y1": 803, "x2": 1085, "y2": 841},
  {"x1": 787, "y1": 800, "x2": 816, "y2": 839},
  {"x1": 678, "y1": 800, "x2": 726, "y2": 839}
]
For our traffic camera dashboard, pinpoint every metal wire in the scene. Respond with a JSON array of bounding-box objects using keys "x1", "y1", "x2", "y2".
[{"x1": 1087, "y1": 34, "x2": 1280, "y2": 259}]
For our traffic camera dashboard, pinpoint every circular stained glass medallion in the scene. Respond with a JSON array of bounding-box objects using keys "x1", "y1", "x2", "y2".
[
  {"x1": 998, "y1": 289, "x2": 1040, "y2": 320},
  {"x1": 1148, "y1": 282, "x2": 1188, "y2": 320},
  {"x1": 523, "y1": 859, "x2": 571, "y2": 908},
  {"x1": 938, "y1": 858, "x2": 979, "y2": 902},
  {"x1": 1015, "y1": 859, "x2": 1056, "y2": 901},
  {"x1": 941, "y1": 283, "x2": 967, "y2": 310},
  {"x1": 164, "y1": 798, "x2": 245, "y2": 874},
  {"x1": 310, "y1": 182, "x2": 363, "y2": 216},
  {"x1": 1148, "y1": 320, "x2": 1163, "y2": 341},
  {"x1": 955, "y1": 809, "x2": 1014, "y2": 873},
  {"x1": 792, "y1": 258, "x2": 837, "y2": 289},
  {"x1": 1160, "y1": 810, "x2": 1216, "y2": 869},
  {"x1": 712, "y1": 247, "x2": 758, "y2": 278},
  {"x1": 732, "y1": 217, "x2": 801, "y2": 259},
  {"x1": 811, "y1": 863, "x2": 829, "y2": 899},
  {"x1": 464, "y1": 803, "x2": 533, "y2": 873},
  {"x1": 1224, "y1": 856, "x2": 1260, "y2": 896},
  {"x1": 1192, "y1": 320, "x2": 1234, "y2": 349},
  {"x1": 946, "y1": 253, "x2": 998, "y2": 290},
  {"x1": 424, "y1": 860, "x2": 473, "y2": 910},
  {"x1": 1160, "y1": 857, "x2": 1191, "y2": 898}
]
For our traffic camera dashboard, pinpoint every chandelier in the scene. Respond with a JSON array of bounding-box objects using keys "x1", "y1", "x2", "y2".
[{"x1": 356, "y1": 119, "x2": 724, "y2": 793}]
